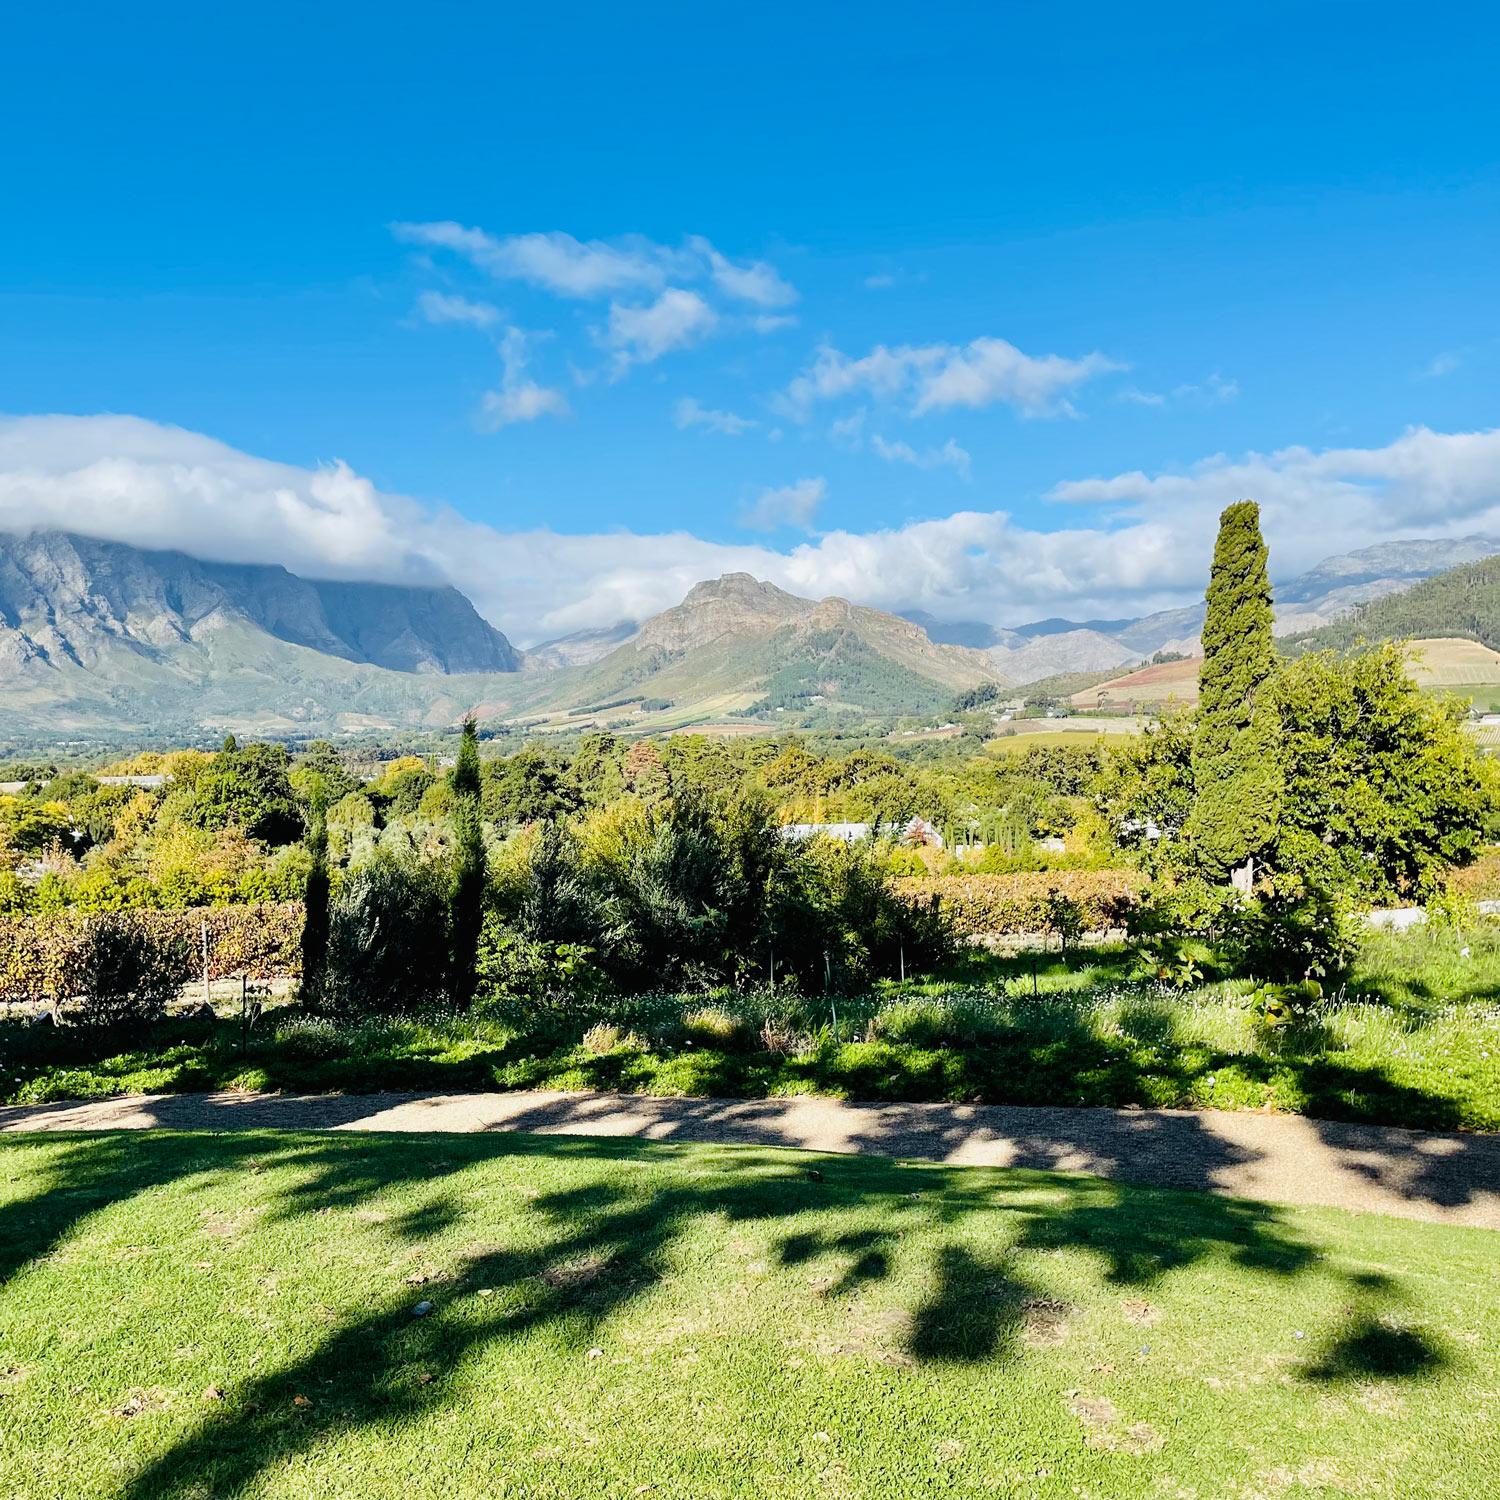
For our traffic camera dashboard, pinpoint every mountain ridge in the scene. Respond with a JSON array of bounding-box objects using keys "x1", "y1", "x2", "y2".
[
  {"x1": 0, "y1": 530, "x2": 527, "y2": 736},
  {"x1": 501, "y1": 572, "x2": 1011, "y2": 726}
]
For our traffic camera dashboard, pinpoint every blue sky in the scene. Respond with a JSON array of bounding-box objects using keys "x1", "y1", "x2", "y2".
[{"x1": 2, "y1": 2, "x2": 1498, "y2": 641}]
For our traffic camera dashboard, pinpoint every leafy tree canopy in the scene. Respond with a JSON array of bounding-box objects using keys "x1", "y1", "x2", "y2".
[{"x1": 173, "y1": 742, "x2": 304, "y2": 846}]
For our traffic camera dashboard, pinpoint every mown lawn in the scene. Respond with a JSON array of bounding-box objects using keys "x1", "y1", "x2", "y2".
[{"x1": 1, "y1": 1131, "x2": 1496, "y2": 1499}]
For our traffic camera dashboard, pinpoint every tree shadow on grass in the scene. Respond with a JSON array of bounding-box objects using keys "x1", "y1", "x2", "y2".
[
  {"x1": 908, "y1": 1244, "x2": 1028, "y2": 1362},
  {"x1": 0, "y1": 1123, "x2": 1463, "y2": 1499},
  {"x1": 0, "y1": 1131, "x2": 269, "y2": 1291},
  {"x1": 93, "y1": 1130, "x2": 1469, "y2": 1496}
]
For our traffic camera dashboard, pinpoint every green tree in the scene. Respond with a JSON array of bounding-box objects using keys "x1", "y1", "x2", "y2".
[
  {"x1": 175, "y1": 742, "x2": 303, "y2": 845},
  {"x1": 448, "y1": 715, "x2": 486, "y2": 1006},
  {"x1": 1094, "y1": 708, "x2": 1195, "y2": 870},
  {"x1": 300, "y1": 781, "x2": 331, "y2": 1004},
  {"x1": 571, "y1": 731, "x2": 626, "y2": 807},
  {"x1": 1270, "y1": 642, "x2": 1497, "y2": 901},
  {"x1": 481, "y1": 747, "x2": 578, "y2": 827},
  {"x1": 1184, "y1": 500, "x2": 1283, "y2": 884},
  {"x1": 293, "y1": 741, "x2": 361, "y2": 804},
  {"x1": 376, "y1": 763, "x2": 434, "y2": 820}
]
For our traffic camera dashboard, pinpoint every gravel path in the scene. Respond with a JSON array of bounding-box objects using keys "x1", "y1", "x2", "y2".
[{"x1": 3, "y1": 1089, "x2": 1497, "y2": 1229}]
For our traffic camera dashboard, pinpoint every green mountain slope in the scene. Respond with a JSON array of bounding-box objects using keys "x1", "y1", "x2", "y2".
[
  {"x1": 507, "y1": 574, "x2": 1010, "y2": 726},
  {"x1": 1284, "y1": 554, "x2": 1500, "y2": 654}
]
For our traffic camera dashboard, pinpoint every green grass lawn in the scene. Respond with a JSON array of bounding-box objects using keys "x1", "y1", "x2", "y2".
[
  {"x1": 6, "y1": 925, "x2": 1500, "y2": 1133},
  {"x1": 1, "y1": 1131, "x2": 1496, "y2": 1499}
]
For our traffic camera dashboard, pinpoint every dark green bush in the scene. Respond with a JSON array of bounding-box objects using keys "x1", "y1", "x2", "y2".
[
  {"x1": 320, "y1": 855, "x2": 449, "y2": 1015},
  {"x1": 74, "y1": 913, "x2": 195, "y2": 1030}
]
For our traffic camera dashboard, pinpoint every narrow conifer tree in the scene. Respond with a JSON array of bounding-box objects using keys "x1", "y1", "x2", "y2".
[
  {"x1": 300, "y1": 780, "x2": 330, "y2": 1006},
  {"x1": 1185, "y1": 499, "x2": 1284, "y2": 885},
  {"x1": 448, "y1": 715, "x2": 486, "y2": 1006}
]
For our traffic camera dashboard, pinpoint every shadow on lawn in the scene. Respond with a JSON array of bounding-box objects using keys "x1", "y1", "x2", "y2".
[{"x1": 0, "y1": 1127, "x2": 1453, "y2": 1499}]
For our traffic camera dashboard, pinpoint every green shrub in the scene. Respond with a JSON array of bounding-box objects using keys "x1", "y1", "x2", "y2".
[
  {"x1": 681, "y1": 1006, "x2": 753, "y2": 1052},
  {"x1": 582, "y1": 1021, "x2": 623, "y2": 1054},
  {"x1": 272, "y1": 1015, "x2": 350, "y2": 1062},
  {"x1": 474, "y1": 915, "x2": 611, "y2": 1012},
  {"x1": 320, "y1": 855, "x2": 449, "y2": 1016},
  {"x1": 790, "y1": 838, "x2": 957, "y2": 991},
  {"x1": 1226, "y1": 885, "x2": 1358, "y2": 984},
  {"x1": 74, "y1": 913, "x2": 195, "y2": 1030}
]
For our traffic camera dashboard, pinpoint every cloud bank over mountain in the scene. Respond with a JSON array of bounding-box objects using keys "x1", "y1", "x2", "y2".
[{"x1": 2, "y1": 413, "x2": 1499, "y2": 645}]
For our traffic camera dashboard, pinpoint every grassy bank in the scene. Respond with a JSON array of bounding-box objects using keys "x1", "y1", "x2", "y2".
[
  {"x1": 4, "y1": 924, "x2": 1499, "y2": 1133},
  {"x1": 1, "y1": 1131, "x2": 1496, "y2": 1499}
]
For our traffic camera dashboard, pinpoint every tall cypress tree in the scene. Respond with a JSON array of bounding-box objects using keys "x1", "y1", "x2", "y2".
[
  {"x1": 300, "y1": 780, "x2": 330, "y2": 1007},
  {"x1": 1185, "y1": 500, "x2": 1283, "y2": 884},
  {"x1": 448, "y1": 715, "x2": 487, "y2": 1007}
]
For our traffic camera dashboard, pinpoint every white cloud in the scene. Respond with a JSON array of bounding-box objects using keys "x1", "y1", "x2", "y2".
[
  {"x1": 751, "y1": 314, "x2": 798, "y2": 334},
  {"x1": 394, "y1": 222, "x2": 797, "y2": 309},
  {"x1": 864, "y1": 274, "x2": 896, "y2": 289},
  {"x1": 914, "y1": 339, "x2": 1123, "y2": 415},
  {"x1": 6, "y1": 415, "x2": 1500, "y2": 645},
  {"x1": 394, "y1": 223, "x2": 677, "y2": 299},
  {"x1": 871, "y1": 435, "x2": 972, "y2": 480},
  {"x1": 829, "y1": 409, "x2": 867, "y2": 446},
  {"x1": 1048, "y1": 425, "x2": 1500, "y2": 575},
  {"x1": 477, "y1": 329, "x2": 570, "y2": 429},
  {"x1": 687, "y1": 236, "x2": 797, "y2": 307},
  {"x1": 674, "y1": 397, "x2": 757, "y2": 435},
  {"x1": 785, "y1": 336, "x2": 1120, "y2": 418},
  {"x1": 415, "y1": 291, "x2": 503, "y2": 329},
  {"x1": 1171, "y1": 373, "x2": 1239, "y2": 403},
  {"x1": 1117, "y1": 387, "x2": 1166, "y2": 406},
  {"x1": 1421, "y1": 352, "x2": 1460, "y2": 379},
  {"x1": 740, "y1": 477, "x2": 827, "y2": 532},
  {"x1": 603, "y1": 289, "x2": 717, "y2": 370}
]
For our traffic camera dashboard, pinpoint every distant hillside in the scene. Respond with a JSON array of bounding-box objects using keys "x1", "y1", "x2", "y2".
[
  {"x1": 1071, "y1": 655, "x2": 1202, "y2": 711},
  {"x1": 989, "y1": 629, "x2": 1140, "y2": 682},
  {"x1": 0, "y1": 530, "x2": 526, "y2": 735},
  {"x1": 1284, "y1": 554, "x2": 1500, "y2": 655},
  {"x1": 507, "y1": 573, "x2": 1010, "y2": 727},
  {"x1": 931, "y1": 535, "x2": 1500, "y2": 682},
  {"x1": 521, "y1": 620, "x2": 639, "y2": 671}
]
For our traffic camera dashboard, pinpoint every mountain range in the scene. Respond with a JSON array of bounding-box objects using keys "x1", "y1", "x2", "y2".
[
  {"x1": 903, "y1": 535, "x2": 1500, "y2": 682},
  {"x1": 0, "y1": 531, "x2": 522, "y2": 736},
  {"x1": 0, "y1": 526, "x2": 1495, "y2": 739}
]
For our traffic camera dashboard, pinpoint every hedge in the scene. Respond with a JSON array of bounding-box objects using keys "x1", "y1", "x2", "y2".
[
  {"x1": 0, "y1": 903, "x2": 304, "y2": 1003},
  {"x1": 892, "y1": 870, "x2": 1143, "y2": 936},
  {"x1": 1448, "y1": 850, "x2": 1500, "y2": 901}
]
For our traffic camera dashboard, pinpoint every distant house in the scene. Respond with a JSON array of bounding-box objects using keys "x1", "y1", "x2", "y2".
[
  {"x1": 98, "y1": 774, "x2": 169, "y2": 788},
  {"x1": 778, "y1": 816, "x2": 946, "y2": 848},
  {"x1": 779, "y1": 821, "x2": 872, "y2": 844}
]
